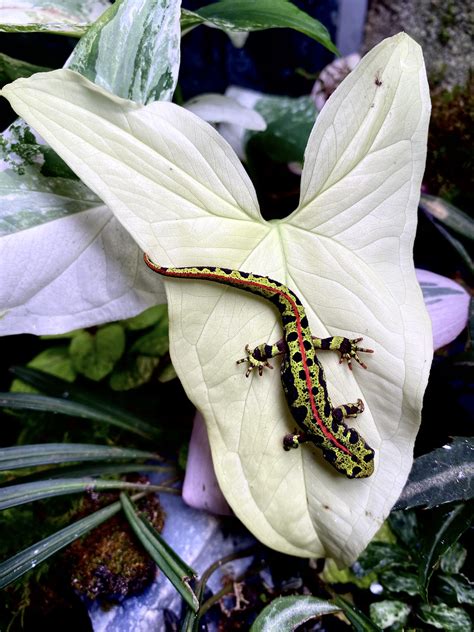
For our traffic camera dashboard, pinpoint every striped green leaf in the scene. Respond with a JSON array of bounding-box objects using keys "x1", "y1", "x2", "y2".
[
  {"x1": 0, "y1": 477, "x2": 170, "y2": 511},
  {"x1": 121, "y1": 493, "x2": 199, "y2": 611},
  {"x1": 0, "y1": 495, "x2": 123, "y2": 589},
  {"x1": 0, "y1": 443, "x2": 159, "y2": 472},
  {"x1": 6, "y1": 367, "x2": 162, "y2": 441}
]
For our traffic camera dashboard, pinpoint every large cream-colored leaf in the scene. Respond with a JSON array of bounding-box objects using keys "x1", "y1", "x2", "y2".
[{"x1": 1, "y1": 33, "x2": 431, "y2": 564}]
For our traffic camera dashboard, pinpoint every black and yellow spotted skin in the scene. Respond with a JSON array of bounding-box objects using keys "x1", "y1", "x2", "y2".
[{"x1": 144, "y1": 254, "x2": 375, "y2": 479}]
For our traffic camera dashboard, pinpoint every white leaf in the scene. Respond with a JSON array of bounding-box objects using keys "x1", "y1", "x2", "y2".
[
  {"x1": 184, "y1": 93, "x2": 266, "y2": 130},
  {"x1": 1, "y1": 33, "x2": 432, "y2": 564}
]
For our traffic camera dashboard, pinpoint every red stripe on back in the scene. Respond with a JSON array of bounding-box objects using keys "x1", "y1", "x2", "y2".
[{"x1": 154, "y1": 265, "x2": 352, "y2": 456}]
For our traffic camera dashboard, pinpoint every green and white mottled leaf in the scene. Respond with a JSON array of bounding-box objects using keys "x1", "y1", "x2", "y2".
[
  {"x1": 395, "y1": 438, "x2": 474, "y2": 510},
  {"x1": 417, "y1": 270, "x2": 470, "y2": 351},
  {"x1": 250, "y1": 595, "x2": 340, "y2": 632},
  {"x1": 180, "y1": 1, "x2": 338, "y2": 54},
  {"x1": 369, "y1": 600, "x2": 411, "y2": 629},
  {"x1": 1, "y1": 34, "x2": 431, "y2": 564},
  {"x1": 69, "y1": 0, "x2": 181, "y2": 104},
  {"x1": 440, "y1": 542, "x2": 467, "y2": 575},
  {"x1": 0, "y1": 0, "x2": 110, "y2": 35},
  {"x1": 438, "y1": 574, "x2": 474, "y2": 606},
  {"x1": 417, "y1": 603, "x2": 472, "y2": 631}
]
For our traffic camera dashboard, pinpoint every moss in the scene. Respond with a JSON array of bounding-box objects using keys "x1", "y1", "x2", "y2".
[
  {"x1": 64, "y1": 489, "x2": 165, "y2": 603},
  {"x1": 425, "y1": 73, "x2": 474, "y2": 211}
]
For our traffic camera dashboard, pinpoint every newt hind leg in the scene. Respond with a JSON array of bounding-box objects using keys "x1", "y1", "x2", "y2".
[{"x1": 282, "y1": 399, "x2": 365, "y2": 451}]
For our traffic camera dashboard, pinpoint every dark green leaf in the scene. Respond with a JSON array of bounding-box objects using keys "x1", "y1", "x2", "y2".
[
  {"x1": 250, "y1": 595, "x2": 341, "y2": 632},
  {"x1": 418, "y1": 502, "x2": 474, "y2": 601},
  {"x1": 332, "y1": 595, "x2": 381, "y2": 632},
  {"x1": 379, "y1": 567, "x2": 421, "y2": 597},
  {"x1": 0, "y1": 391, "x2": 161, "y2": 441},
  {"x1": 388, "y1": 511, "x2": 420, "y2": 549},
  {"x1": 357, "y1": 542, "x2": 409, "y2": 574},
  {"x1": 395, "y1": 437, "x2": 474, "y2": 510},
  {"x1": 183, "y1": 1, "x2": 338, "y2": 54},
  {"x1": 8, "y1": 366, "x2": 162, "y2": 440},
  {"x1": 120, "y1": 493, "x2": 198, "y2": 611},
  {"x1": 369, "y1": 600, "x2": 411, "y2": 630},
  {"x1": 420, "y1": 194, "x2": 474, "y2": 240},
  {"x1": 246, "y1": 95, "x2": 316, "y2": 164},
  {"x1": 431, "y1": 222, "x2": 474, "y2": 276},
  {"x1": 440, "y1": 542, "x2": 467, "y2": 574},
  {"x1": 417, "y1": 603, "x2": 472, "y2": 631},
  {"x1": 0, "y1": 477, "x2": 168, "y2": 510},
  {"x1": 0, "y1": 443, "x2": 159, "y2": 471},
  {"x1": 437, "y1": 574, "x2": 474, "y2": 606},
  {"x1": 0, "y1": 497, "x2": 122, "y2": 588},
  {"x1": 0, "y1": 52, "x2": 51, "y2": 83}
]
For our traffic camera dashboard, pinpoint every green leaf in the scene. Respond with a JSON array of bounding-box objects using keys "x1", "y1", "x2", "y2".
[
  {"x1": 250, "y1": 595, "x2": 341, "y2": 632},
  {"x1": 1, "y1": 34, "x2": 431, "y2": 564},
  {"x1": 131, "y1": 320, "x2": 169, "y2": 356},
  {"x1": 10, "y1": 347, "x2": 76, "y2": 393},
  {"x1": 395, "y1": 438, "x2": 474, "y2": 510},
  {"x1": 0, "y1": 443, "x2": 159, "y2": 472},
  {"x1": 332, "y1": 595, "x2": 382, "y2": 632},
  {"x1": 0, "y1": 0, "x2": 109, "y2": 36},
  {"x1": 420, "y1": 194, "x2": 474, "y2": 240},
  {"x1": 369, "y1": 600, "x2": 411, "y2": 630},
  {"x1": 69, "y1": 324, "x2": 126, "y2": 380},
  {"x1": 417, "y1": 603, "x2": 472, "y2": 631},
  {"x1": 0, "y1": 477, "x2": 168, "y2": 510},
  {"x1": 0, "y1": 52, "x2": 51, "y2": 83},
  {"x1": 418, "y1": 502, "x2": 474, "y2": 601},
  {"x1": 440, "y1": 542, "x2": 467, "y2": 575},
  {"x1": 120, "y1": 493, "x2": 199, "y2": 611},
  {"x1": 69, "y1": 0, "x2": 181, "y2": 104},
  {"x1": 109, "y1": 355, "x2": 160, "y2": 390},
  {"x1": 183, "y1": 0, "x2": 338, "y2": 55},
  {"x1": 0, "y1": 495, "x2": 122, "y2": 589},
  {"x1": 123, "y1": 304, "x2": 167, "y2": 331}
]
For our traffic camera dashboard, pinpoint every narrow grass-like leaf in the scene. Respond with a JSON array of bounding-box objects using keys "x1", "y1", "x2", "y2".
[
  {"x1": 332, "y1": 595, "x2": 382, "y2": 632},
  {"x1": 181, "y1": 1, "x2": 338, "y2": 54},
  {"x1": 0, "y1": 495, "x2": 124, "y2": 589},
  {"x1": 250, "y1": 595, "x2": 341, "y2": 631},
  {"x1": 6, "y1": 462, "x2": 175, "y2": 485},
  {"x1": 418, "y1": 502, "x2": 474, "y2": 601},
  {"x1": 0, "y1": 443, "x2": 160, "y2": 471},
  {"x1": 0, "y1": 478, "x2": 170, "y2": 511},
  {"x1": 420, "y1": 194, "x2": 474, "y2": 240},
  {"x1": 394, "y1": 438, "x2": 474, "y2": 510},
  {"x1": 120, "y1": 493, "x2": 199, "y2": 611},
  {"x1": 11, "y1": 366, "x2": 159, "y2": 433}
]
